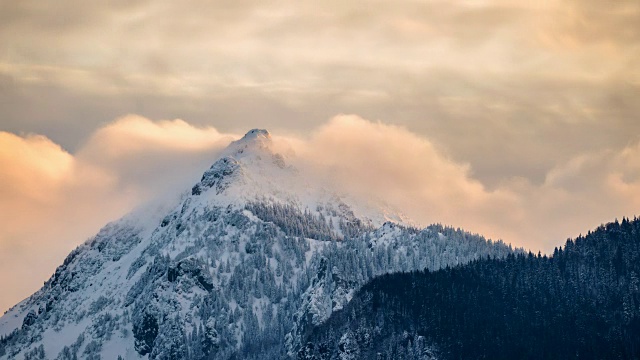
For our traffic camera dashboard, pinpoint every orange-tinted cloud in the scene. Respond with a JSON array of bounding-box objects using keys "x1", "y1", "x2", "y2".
[
  {"x1": 296, "y1": 115, "x2": 640, "y2": 252},
  {"x1": 295, "y1": 115, "x2": 514, "y2": 220},
  {"x1": 0, "y1": 117, "x2": 233, "y2": 314},
  {"x1": 0, "y1": 132, "x2": 73, "y2": 203}
]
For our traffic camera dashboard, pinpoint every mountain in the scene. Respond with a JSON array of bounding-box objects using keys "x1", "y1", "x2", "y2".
[
  {"x1": 0, "y1": 129, "x2": 513, "y2": 360},
  {"x1": 301, "y1": 218, "x2": 640, "y2": 360}
]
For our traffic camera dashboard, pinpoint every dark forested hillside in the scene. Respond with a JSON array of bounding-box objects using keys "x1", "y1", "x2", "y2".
[{"x1": 302, "y1": 217, "x2": 640, "y2": 360}]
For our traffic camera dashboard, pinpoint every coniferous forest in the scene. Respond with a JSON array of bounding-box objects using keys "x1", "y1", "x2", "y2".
[{"x1": 302, "y1": 218, "x2": 640, "y2": 360}]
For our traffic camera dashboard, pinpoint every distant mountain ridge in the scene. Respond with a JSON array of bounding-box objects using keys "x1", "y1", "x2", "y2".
[{"x1": 0, "y1": 129, "x2": 513, "y2": 360}]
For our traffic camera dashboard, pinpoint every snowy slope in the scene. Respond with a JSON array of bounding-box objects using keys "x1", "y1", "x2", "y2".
[{"x1": 0, "y1": 129, "x2": 514, "y2": 360}]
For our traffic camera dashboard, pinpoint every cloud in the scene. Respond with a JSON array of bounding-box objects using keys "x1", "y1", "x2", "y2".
[
  {"x1": 289, "y1": 115, "x2": 523, "y2": 245},
  {"x1": 298, "y1": 115, "x2": 500, "y2": 208},
  {"x1": 0, "y1": 117, "x2": 233, "y2": 314},
  {"x1": 76, "y1": 115, "x2": 235, "y2": 196},
  {"x1": 0, "y1": 132, "x2": 83, "y2": 316},
  {"x1": 290, "y1": 115, "x2": 640, "y2": 252},
  {"x1": 1, "y1": 0, "x2": 638, "y2": 207},
  {"x1": 539, "y1": 142, "x2": 640, "y2": 224},
  {"x1": 0, "y1": 132, "x2": 73, "y2": 204},
  {"x1": 2, "y1": 0, "x2": 636, "y2": 94}
]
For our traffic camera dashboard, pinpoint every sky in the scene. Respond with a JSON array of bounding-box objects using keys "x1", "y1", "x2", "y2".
[{"x1": 1, "y1": 0, "x2": 639, "y2": 313}]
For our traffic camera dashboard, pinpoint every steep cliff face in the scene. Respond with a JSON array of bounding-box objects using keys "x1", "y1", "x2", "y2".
[{"x1": 0, "y1": 129, "x2": 514, "y2": 360}]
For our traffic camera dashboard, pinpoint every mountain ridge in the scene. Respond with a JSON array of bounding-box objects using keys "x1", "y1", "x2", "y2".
[{"x1": 301, "y1": 217, "x2": 640, "y2": 360}]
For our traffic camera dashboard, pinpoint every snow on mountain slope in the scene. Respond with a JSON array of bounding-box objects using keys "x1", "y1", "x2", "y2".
[{"x1": 0, "y1": 129, "x2": 514, "y2": 360}]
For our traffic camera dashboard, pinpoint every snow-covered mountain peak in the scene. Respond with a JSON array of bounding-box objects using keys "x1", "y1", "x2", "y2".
[
  {"x1": 184, "y1": 128, "x2": 410, "y2": 230},
  {"x1": 188, "y1": 128, "x2": 295, "y2": 206},
  {"x1": 223, "y1": 128, "x2": 274, "y2": 159},
  {"x1": 239, "y1": 128, "x2": 271, "y2": 142}
]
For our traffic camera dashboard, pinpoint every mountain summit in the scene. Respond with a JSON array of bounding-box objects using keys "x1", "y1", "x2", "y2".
[
  {"x1": 229, "y1": 129, "x2": 272, "y2": 150},
  {"x1": 0, "y1": 129, "x2": 513, "y2": 360},
  {"x1": 190, "y1": 128, "x2": 294, "y2": 204},
  {"x1": 220, "y1": 129, "x2": 277, "y2": 164}
]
